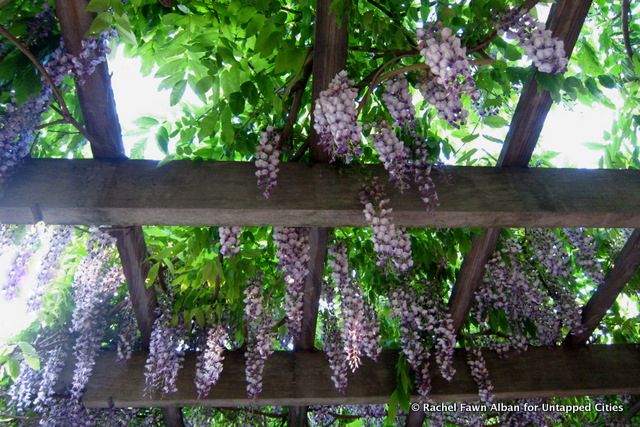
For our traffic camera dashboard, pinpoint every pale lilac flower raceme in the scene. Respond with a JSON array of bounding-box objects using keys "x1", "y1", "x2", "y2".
[
  {"x1": 371, "y1": 121, "x2": 412, "y2": 191},
  {"x1": 360, "y1": 179, "x2": 413, "y2": 274},
  {"x1": 218, "y1": 226, "x2": 242, "y2": 258},
  {"x1": 495, "y1": 8, "x2": 568, "y2": 74},
  {"x1": 273, "y1": 227, "x2": 311, "y2": 338},
  {"x1": 382, "y1": 75, "x2": 416, "y2": 128},
  {"x1": 255, "y1": 126, "x2": 281, "y2": 198},
  {"x1": 195, "y1": 324, "x2": 228, "y2": 399},
  {"x1": 244, "y1": 276, "x2": 276, "y2": 398},
  {"x1": 313, "y1": 70, "x2": 362, "y2": 163}
]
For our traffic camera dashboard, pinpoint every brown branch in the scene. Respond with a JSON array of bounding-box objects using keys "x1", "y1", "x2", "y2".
[
  {"x1": 356, "y1": 59, "x2": 493, "y2": 116},
  {"x1": 281, "y1": 56, "x2": 313, "y2": 153},
  {"x1": 0, "y1": 26, "x2": 96, "y2": 146},
  {"x1": 622, "y1": 0, "x2": 634, "y2": 59},
  {"x1": 467, "y1": 0, "x2": 541, "y2": 53},
  {"x1": 290, "y1": 135, "x2": 311, "y2": 162},
  {"x1": 365, "y1": 0, "x2": 416, "y2": 47}
]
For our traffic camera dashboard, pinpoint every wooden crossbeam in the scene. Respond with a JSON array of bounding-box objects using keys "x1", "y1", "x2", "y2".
[
  {"x1": 53, "y1": 2, "x2": 181, "y2": 424},
  {"x1": 565, "y1": 230, "x2": 640, "y2": 346},
  {"x1": 2, "y1": 159, "x2": 640, "y2": 228},
  {"x1": 73, "y1": 345, "x2": 640, "y2": 408}
]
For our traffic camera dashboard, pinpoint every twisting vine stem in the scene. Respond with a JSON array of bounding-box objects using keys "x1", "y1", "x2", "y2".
[{"x1": 0, "y1": 25, "x2": 96, "y2": 146}]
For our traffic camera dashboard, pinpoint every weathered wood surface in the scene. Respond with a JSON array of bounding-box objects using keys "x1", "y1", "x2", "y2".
[
  {"x1": 78, "y1": 345, "x2": 640, "y2": 408},
  {"x1": 565, "y1": 230, "x2": 640, "y2": 346},
  {"x1": 2, "y1": 159, "x2": 640, "y2": 228},
  {"x1": 54, "y1": 0, "x2": 125, "y2": 159},
  {"x1": 448, "y1": 228, "x2": 501, "y2": 333}
]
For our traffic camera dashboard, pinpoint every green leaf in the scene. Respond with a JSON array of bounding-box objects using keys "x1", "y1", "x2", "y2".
[
  {"x1": 170, "y1": 80, "x2": 187, "y2": 106},
  {"x1": 597, "y1": 74, "x2": 616, "y2": 89},
  {"x1": 86, "y1": 0, "x2": 110, "y2": 12},
  {"x1": 6, "y1": 358, "x2": 20, "y2": 379},
  {"x1": 156, "y1": 127, "x2": 170, "y2": 154},
  {"x1": 461, "y1": 134, "x2": 479, "y2": 143},
  {"x1": 274, "y1": 47, "x2": 307, "y2": 74},
  {"x1": 146, "y1": 263, "x2": 160, "y2": 286},
  {"x1": 484, "y1": 115, "x2": 509, "y2": 128},
  {"x1": 229, "y1": 92, "x2": 245, "y2": 115},
  {"x1": 87, "y1": 12, "x2": 113, "y2": 36},
  {"x1": 134, "y1": 116, "x2": 160, "y2": 127}
]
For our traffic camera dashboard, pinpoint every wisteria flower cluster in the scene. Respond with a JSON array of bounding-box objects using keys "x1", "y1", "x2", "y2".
[
  {"x1": 563, "y1": 227, "x2": 605, "y2": 286},
  {"x1": 273, "y1": 226, "x2": 311, "y2": 338},
  {"x1": 382, "y1": 75, "x2": 416, "y2": 128},
  {"x1": 526, "y1": 228, "x2": 583, "y2": 335},
  {"x1": 321, "y1": 310, "x2": 349, "y2": 393},
  {"x1": 360, "y1": 178, "x2": 413, "y2": 274},
  {"x1": 1, "y1": 29, "x2": 115, "y2": 186},
  {"x1": 389, "y1": 286, "x2": 457, "y2": 398},
  {"x1": 195, "y1": 324, "x2": 228, "y2": 399},
  {"x1": 255, "y1": 126, "x2": 281, "y2": 199},
  {"x1": 313, "y1": 70, "x2": 362, "y2": 163},
  {"x1": 144, "y1": 310, "x2": 186, "y2": 395},
  {"x1": 416, "y1": 25, "x2": 479, "y2": 127},
  {"x1": 473, "y1": 238, "x2": 560, "y2": 351},
  {"x1": 27, "y1": 225, "x2": 72, "y2": 311},
  {"x1": 495, "y1": 8, "x2": 568, "y2": 74},
  {"x1": 116, "y1": 300, "x2": 139, "y2": 361},
  {"x1": 465, "y1": 345, "x2": 494, "y2": 404},
  {"x1": 2, "y1": 224, "x2": 42, "y2": 300},
  {"x1": 324, "y1": 242, "x2": 381, "y2": 381},
  {"x1": 218, "y1": 226, "x2": 242, "y2": 258},
  {"x1": 244, "y1": 276, "x2": 276, "y2": 398},
  {"x1": 371, "y1": 121, "x2": 412, "y2": 191}
]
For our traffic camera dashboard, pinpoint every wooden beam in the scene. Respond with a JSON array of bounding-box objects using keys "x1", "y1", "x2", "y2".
[
  {"x1": 74, "y1": 345, "x2": 640, "y2": 408},
  {"x1": 565, "y1": 230, "x2": 640, "y2": 346},
  {"x1": 448, "y1": 228, "x2": 501, "y2": 333},
  {"x1": 54, "y1": 0, "x2": 125, "y2": 159},
  {"x1": 446, "y1": 0, "x2": 594, "y2": 344},
  {"x1": 54, "y1": 2, "x2": 181, "y2": 424},
  {"x1": 2, "y1": 159, "x2": 640, "y2": 228}
]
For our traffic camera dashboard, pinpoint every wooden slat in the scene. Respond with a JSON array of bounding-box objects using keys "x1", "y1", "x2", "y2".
[
  {"x1": 76, "y1": 345, "x2": 640, "y2": 408},
  {"x1": 565, "y1": 230, "x2": 640, "y2": 346},
  {"x1": 449, "y1": 228, "x2": 501, "y2": 333},
  {"x1": 2, "y1": 159, "x2": 640, "y2": 228}
]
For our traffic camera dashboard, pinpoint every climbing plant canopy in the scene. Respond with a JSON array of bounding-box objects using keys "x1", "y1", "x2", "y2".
[{"x1": 0, "y1": 0, "x2": 638, "y2": 425}]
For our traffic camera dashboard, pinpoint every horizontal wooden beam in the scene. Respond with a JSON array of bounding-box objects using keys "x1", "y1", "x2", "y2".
[
  {"x1": 75, "y1": 345, "x2": 640, "y2": 408},
  {"x1": 2, "y1": 159, "x2": 640, "y2": 228}
]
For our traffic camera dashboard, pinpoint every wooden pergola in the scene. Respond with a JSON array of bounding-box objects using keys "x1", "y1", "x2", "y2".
[{"x1": 1, "y1": 0, "x2": 639, "y2": 426}]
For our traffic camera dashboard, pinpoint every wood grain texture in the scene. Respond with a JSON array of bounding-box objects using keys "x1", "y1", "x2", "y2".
[
  {"x1": 2, "y1": 159, "x2": 640, "y2": 227},
  {"x1": 54, "y1": 0, "x2": 125, "y2": 159},
  {"x1": 111, "y1": 226, "x2": 157, "y2": 348},
  {"x1": 448, "y1": 228, "x2": 501, "y2": 333},
  {"x1": 565, "y1": 230, "x2": 640, "y2": 346},
  {"x1": 75, "y1": 345, "x2": 640, "y2": 408}
]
